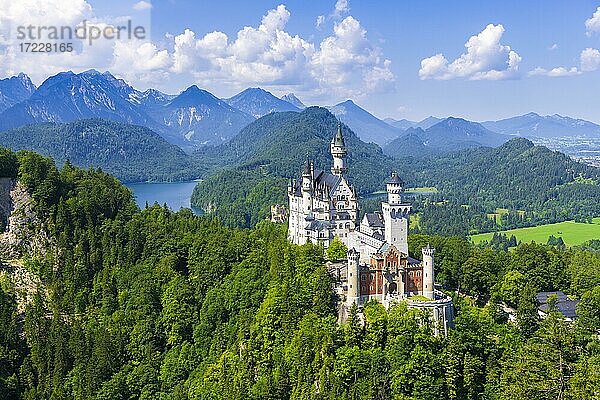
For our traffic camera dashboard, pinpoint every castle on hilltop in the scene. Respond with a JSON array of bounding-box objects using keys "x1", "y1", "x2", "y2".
[{"x1": 287, "y1": 124, "x2": 453, "y2": 334}]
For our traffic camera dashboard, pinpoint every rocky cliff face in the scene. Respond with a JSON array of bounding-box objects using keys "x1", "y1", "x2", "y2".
[
  {"x1": 0, "y1": 178, "x2": 51, "y2": 259},
  {"x1": 0, "y1": 177, "x2": 12, "y2": 229}
]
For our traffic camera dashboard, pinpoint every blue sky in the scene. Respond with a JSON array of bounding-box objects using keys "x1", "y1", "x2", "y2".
[{"x1": 1, "y1": 0, "x2": 600, "y2": 122}]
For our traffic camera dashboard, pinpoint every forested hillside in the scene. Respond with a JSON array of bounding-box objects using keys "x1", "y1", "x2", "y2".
[
  {"x1": 395, "y1": 138, "x2": 600, "y2": 235},
  {"x1": 0, "y1": 148, "x2": 599, "y2": 399},
  {"x1": 0, "y1": 119, "x2": 202, "y2": 182},
  {"x1": 196, "y1": 107, "x2": 395, "y2": 192}
]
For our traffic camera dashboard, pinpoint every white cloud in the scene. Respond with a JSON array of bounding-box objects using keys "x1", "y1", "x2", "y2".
[
  {"x1": 333, "y1": 0, "x2": 349, "y2": 18},
  {"x1": 419, "y1": 24, "x2": 521, "y2": 80},
  {"x1": 166, "y1": 6, "x2": 393, "y2": 98},
  {"x1": 580, "y1": 47, "x2": 600, "y2": 72},
  {"x1": 528, "y1": 47, "x2": 600, "y2": 78},
  {"x1": 133, "y1": 1, "x2": 152, "y2": 11},
  {"x1": 0, "y1": 10, "x2": 120, "y2": 83},
  {"x1": 585, "y1": 6, "x2": 600, "y2": 36},
  {"x1": 0, "y1": 2, "x2": 394, "y2": 100},
  {"x1": 310, "y1": 16, "x2": 394, "y2": 97},
  {"x1": 169, "y1": 5, "x2": 315, "y2": 88},
  {"x1": 315, "y1": 15, "x2": 325, "y2": 29},
  {"x1": 529, "y1": 7, "x2": 600, "y2": 79},
  {"x1": 112, "y1": 40, "x2": 169, "y2": 83},
  {"x1": 528, "y1": 66, "x2": 580, "y2": 77},
  {"x1": 0, "y1": 0, "x2": 92, "y2": 28}
]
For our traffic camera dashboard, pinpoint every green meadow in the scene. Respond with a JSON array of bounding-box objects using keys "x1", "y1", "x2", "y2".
[{"x1": 470, "y1": 218, "x2": 600, "y2": 246}]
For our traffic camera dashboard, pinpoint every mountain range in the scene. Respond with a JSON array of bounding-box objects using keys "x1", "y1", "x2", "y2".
[
  {"x1": 0, "y1": 71, "x2": 157, "y2": 132},
  {"x1": 384, "y1": 118, "x2": 509, "y2": 157},
  {"x1": 155, "y1": 85, "x2": 254, "y2": 148},
  {"x1": 482, "y1": 112, "x2": 600, "y2": 138},
  {"x1": 0, "y1": 71, "x2": 300, "y2": 150},
  {"x1": 0, "y1": 70, "x2": 599, "y2": 158}
]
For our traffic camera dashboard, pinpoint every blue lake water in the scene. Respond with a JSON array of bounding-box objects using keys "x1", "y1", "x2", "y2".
[{"x1": 125, "y1": 181, "x2": 204, "y2": 215}]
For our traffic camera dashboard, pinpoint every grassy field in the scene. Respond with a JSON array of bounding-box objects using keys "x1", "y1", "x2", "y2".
[
  {"x1": 470, "y1": 218, "x2": 600, "y2": 246},
  {"x1": 405, "y1": 186, "x2": 438, "y2": 194}
]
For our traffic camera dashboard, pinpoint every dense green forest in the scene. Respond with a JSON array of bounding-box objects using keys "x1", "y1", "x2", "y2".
[
  {"x1": 191, "y1": 167, "x2": 288, "y2": 228},
  {"x1": 0, "y1": 119, "x2": 202, "y2": 182},
  {"x1": 0, "y1": 148, "x2": 599, "y2": 399}
]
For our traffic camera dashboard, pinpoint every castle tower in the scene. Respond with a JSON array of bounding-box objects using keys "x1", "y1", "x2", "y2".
[
  {"x1": 381, "y1": 172, "x2": 410, "y2": 255},
  {"x1": 386, "y1": 171, "x2": 403, "y2": 205},
  {"x1": 347, "y1": 248, "x2": 361, "y2": 305},
  {"x1": 330, "y1": 124, "x2": 347, "y2": 177},
  {"x1": 422, "y1": 244, "x2": 435, "y2": 300},
  {"x1": 302, "y1": 157, "x2": 313, "y2": 213}
]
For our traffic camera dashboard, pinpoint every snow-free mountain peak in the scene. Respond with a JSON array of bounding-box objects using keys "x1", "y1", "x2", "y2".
[
  {"x1": 225, "y1": 87, "x2": 299, "y2": 118},
  {"x1": 0, "y1": 73, "x2": 36, "y2": 113},
  {"x1": 281, "y1": 93, "x2": 305, "y2": 109},
  {"x1": 327, "y1": 100, "x2": 402, "y2": 146}
]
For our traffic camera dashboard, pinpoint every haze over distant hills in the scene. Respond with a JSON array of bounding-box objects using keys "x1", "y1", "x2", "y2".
[
  {"x1": 383, "y1": 118, "x2": 415, "y2": 130},
  {"x1": 384, "y1": 118, "x2": 510, "y2": 157},
  {"x1": 482, "y1": 112, "x2": 600, "y2": 138},
  {"x1": 385, "y1": 116, "x2": 444, "y2": 130}
]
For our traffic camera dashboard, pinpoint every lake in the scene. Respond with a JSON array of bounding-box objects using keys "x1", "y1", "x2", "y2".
[{"x1": 125, "y1": 181, "x2": 204, "y2": 215}]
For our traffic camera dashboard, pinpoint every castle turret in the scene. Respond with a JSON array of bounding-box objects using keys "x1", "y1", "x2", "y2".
[
  {"x1": 302, "y1": 157, "x2": 312, "y2": 213},
  {"x1": 347, "y1": 248, "x2": 361, "y2": 305},
  {"x1": 422, "y1": 244, "x2": 435, "y2": 300},
  {"x1": 382, "y1": 172, "x2": 410, "y2": 255},
  {"x1": 330, "y1": 124, "x2": 347, "y2": 177},
  {"x1": 386, "y1": 171, "x2": 403, "y2": 205}
]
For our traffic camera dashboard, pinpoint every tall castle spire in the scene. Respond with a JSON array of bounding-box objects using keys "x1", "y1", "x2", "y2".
[{"x1": 330, "y1": 123, "x2": 347, "y2": 177}]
